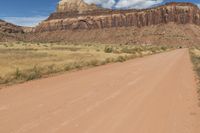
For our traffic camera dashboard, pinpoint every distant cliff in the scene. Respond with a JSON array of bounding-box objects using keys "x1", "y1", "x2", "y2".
[
  {"x1": 35, "y1": 2, "x2": 200, "y2": 32},
  {"x1": 1, "y1": 1, "x2": 200, "y2": 45},
  {"x1": 0, "y1": 19, "x2": 25, "y2": 41},
  {"x1": 0, "y1": 19, "x2": 24, "y2": 34}
]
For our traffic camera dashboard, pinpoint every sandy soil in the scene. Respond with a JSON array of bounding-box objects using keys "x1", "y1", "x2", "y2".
[{"x1": 0, "y1": 49, "x2": 199, "y2": 133}]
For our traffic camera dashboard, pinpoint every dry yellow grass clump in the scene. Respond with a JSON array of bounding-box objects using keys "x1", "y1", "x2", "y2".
[{"x1": 0, "y1": 42, "x2": 171, "y2": 86}]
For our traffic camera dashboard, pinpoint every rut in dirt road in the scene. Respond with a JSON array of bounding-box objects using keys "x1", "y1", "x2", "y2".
[{"x1": 0, "y1": 49, "x2": 199, "y2": 133}]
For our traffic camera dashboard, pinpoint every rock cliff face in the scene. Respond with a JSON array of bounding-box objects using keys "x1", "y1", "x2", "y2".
[
  {"x1": 57, "y1": 0, "x2": 100, "y2": 13},
  {"x1": 0, "y1": 19, "x2": 24, "y2": 34},
  {"x1": 35, "y1": 2, "x2": 200, "y2": 32},
  {"x1": 0, "y1": 19, "x2": 25, "y2": 41},
  {"x1": 0, "y1": 1, "x2": 200, "y2": 45}
]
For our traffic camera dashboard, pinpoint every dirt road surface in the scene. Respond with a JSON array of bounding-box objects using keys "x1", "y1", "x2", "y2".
[{"x1": 0, "y1": 49, "x2": 199, "y2": 133}]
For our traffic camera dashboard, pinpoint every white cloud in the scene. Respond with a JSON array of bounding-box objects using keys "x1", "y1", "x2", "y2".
[
  {"x1": 1, "y1": 16, "x2": 48, "y2": 27},
  {"x1": 84, "y1": 0, "x2": 164, "y2": 9},
  {"x1": 115, "y1": 0, "x2": 163, "y2": 9},
  {"x1": 84, "y1": 0, "x2": 116, "y2": 8},
  {"x1": 197, "y1": 4, "x2": 200, "y2": 8}
]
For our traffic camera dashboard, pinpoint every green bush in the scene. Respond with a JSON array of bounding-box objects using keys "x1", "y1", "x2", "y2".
[
  {"x1": 15, "y1": 68, "x2": 21, "y2": 79},
  {"x1": 26, "y1": 66, "x2": 41, "y2": 81},
  {"x1": 161, "y1": 46, "x2": 167, "y2": 51},
  {"x1": 104, "y1": 46, "x2": 113, "y2": 53}
]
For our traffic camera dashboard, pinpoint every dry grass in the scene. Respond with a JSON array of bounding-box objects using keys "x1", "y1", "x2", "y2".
[
  {"x1": 0, "y1": 42, "x2": 172, "y2": 86},
  {"x1": 190, "y1": 47, "x2": 200, "y2": 102},
  {"x1": 190, "y1": 47, "x2": 200, "y2": 77}
]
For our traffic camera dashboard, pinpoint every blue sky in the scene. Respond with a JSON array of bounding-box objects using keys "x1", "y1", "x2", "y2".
[{"x1": 0, "y1": 0, "x2": 199, "y2": 27}]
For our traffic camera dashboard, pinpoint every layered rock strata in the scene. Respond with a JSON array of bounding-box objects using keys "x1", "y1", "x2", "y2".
[
  {"x1": 57, "y1": 0, "x2": 100, "y2": 13},
  {"x1": 35, "y1": 2, "x2": 200, "y2": 32}
]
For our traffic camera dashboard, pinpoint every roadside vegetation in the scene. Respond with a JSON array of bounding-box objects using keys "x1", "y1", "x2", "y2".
[
  {"x1": 190, "y1": 47, "x2": 200, "y2": 100},
  {"x1": 0, "y1": 42, "x2": 173, "y2": 86},
  {"x1": 190, "y1": 47, "x2": 200, "y2": 77}
]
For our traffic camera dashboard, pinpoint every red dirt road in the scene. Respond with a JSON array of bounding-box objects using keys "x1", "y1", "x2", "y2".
[{"x1": 0, "y1": 49, "x2": 199, "y2": 133}]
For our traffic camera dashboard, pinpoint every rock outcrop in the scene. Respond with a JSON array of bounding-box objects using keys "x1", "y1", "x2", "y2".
[
  {"x1": 35, "y1": 2, "x2": 200, "y2": 32},
  {"x1": 0, "y1": 19, "x2": 25, "y2": 41},
  {"x1": 0, "y1": 19, "x2": 24, "y2": 34},
  {"x1": 57, "y1": 0, "x2": 100, "y2": 13}
]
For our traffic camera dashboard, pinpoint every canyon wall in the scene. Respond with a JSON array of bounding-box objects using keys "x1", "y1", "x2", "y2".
[
  {"x1": 1, "y1": 0, "x2": 200, "y2": 45},
  {"x1": 35, "y1": 2, "x2": 200, "y2": 32}
]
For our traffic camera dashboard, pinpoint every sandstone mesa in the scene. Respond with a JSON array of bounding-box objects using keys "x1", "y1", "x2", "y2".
[
  {"x1": 35, "y1": 1, "x2": 200, "y2": 32},
  {"x1": 1, "y1": 0, "x2": 200, "y2": 45}
]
